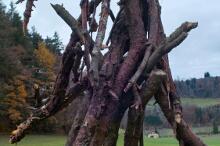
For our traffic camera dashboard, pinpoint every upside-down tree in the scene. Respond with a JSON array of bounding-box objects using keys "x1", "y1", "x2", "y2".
[{"x1": 9, "y1": 0, "x2": 208, "y2": 146}]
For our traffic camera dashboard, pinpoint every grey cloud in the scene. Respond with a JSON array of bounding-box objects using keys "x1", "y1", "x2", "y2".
[{"x1": 4, "y1": 0, "x2": 220, "y2": 79}]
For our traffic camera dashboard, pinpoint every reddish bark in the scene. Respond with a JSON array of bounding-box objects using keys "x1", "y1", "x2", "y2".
[
  {"x1": 113, "y1": 0, "x2": 146, "y2": 97},
  {"x1": 20, "y1": 0, "x2": 36, "y2": 34},
  {"x1": 124, "y1": 70, "x2": 166, "y2": 146},
  {"x1": 92, "y1": 70, "x2": 166, "y2": 146},
  {"x1": 73, "y1": 1, "x2": 111, "y2": 146},
  {"x1": 65, "y1": 92, "x2": 91, "y2": 146},
  {"x1": 155, "y1": 88, "x2": 207, "y2": 146},
  {"x1": 11, "y1": 1, "x2": 208, "y2": 146}
]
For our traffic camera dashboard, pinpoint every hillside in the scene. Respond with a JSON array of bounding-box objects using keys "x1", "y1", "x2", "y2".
[
  {"x1": 175, "y1": 76, "x2": 220, "y2": 98},
  {"x1": 0, "y1": 1, "x2": 63, "y2": 132}
]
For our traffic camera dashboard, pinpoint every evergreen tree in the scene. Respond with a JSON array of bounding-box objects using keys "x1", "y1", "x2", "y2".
[
  {"x1": 10, "y1": 9, "x2": 25, "y2": 45},
  {"x1": 45, "y1": 32, "x2": 64, "y2": 54},
  {"x1": 204, "y1": 72, "x2": 211, "y2": 78},
  {"x1": 7, "y1": 1, "x2": 16, "y2": 19},
  {"x1": 30, "y1": 26, "x2": 43, "y2": 49},
  {"x1": 0, "y1": 0, "x2": 13, "y2": 47},
  {"x1": 213, "y1": 121, "x2": 219, "y2": 134}
]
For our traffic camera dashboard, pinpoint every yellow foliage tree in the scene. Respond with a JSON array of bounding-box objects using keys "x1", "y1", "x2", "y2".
[
  {"x1": 17, "y1": 84, "x2": 28, "y2": 102},
  {"x1": 4, "y1": 78, "x2": 28, "y2": 124},
  {"x1": 34, "y1": 42, "x2": 56, "y2": 70}
]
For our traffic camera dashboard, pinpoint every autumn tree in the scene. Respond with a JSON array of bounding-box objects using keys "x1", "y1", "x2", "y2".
[
  {"x1": 9, "y1": 0, "x2": 208, "y2": 146},
  {"x1": 0, "y1": 0, "x2": 61, "y2": 132},
  {"x1": 3, "y1": 76, "x2": 28, "y2": 124},
  {"x1": 34, "y1": 42, "x2": 56, "y2": 70}
]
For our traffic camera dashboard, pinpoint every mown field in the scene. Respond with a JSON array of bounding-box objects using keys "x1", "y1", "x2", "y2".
[
  {"x1": 181, "y1": 98, "x2": 220, "y2": 107},
  {"x1": 0, "y1": 134, "x2": 219, "y2": 146},
  {"x1": 147, "y1": 97, "x2": 220, "y2": 107}
]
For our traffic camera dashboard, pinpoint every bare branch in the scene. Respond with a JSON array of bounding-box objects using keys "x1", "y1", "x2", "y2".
[
  {"x1": 106, "y1": 7, "x2": 123, "y2": 45},
  {"x1": 81, "y1": 0, "x2": 91, "y2": 71},
  {"x1": 124, "y1": 44, "x2": 153, "y2": 92},
  {"x1": 143, "y1": 22, "x2": 198, "y2": 74},
  {"x1": 89, "y1": 0, "x2": 110, "y2": 87},
  {"x1": 109, "y1": 9, "x2": 115, "y2": 22},
  {"x1": 51, "y1": 4, "x2": 85, "y2": 43},
  {"x1": 9, "y1": 80, "x2": 87, "y2": 144}
]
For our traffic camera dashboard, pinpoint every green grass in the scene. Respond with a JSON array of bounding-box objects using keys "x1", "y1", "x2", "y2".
[
  {"x1": 148, "y1": 98, "x2": 220, "y2": 108},
  {"x1": 0, "y1": 135, "x2": 66, "y2": 146},
  {"x1": 158, "y1": 126, "x2": 219, "y2": 137},
  {"x1": 181, "y1": 98, "x2": 220, "y2": 107},
  {"x1": 0, "y1": 134, "x2": 219, "y2": 146},
  {"x1": 116, "y1": 134, "x2": 179, "y2": 146}
]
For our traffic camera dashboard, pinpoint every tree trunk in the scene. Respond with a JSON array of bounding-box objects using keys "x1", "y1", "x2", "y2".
[
  {"x1": 10, "y1": 1, "x2": 208, "y2": 146},
  {"x1": 65, "y1": 92, "x2": 91, "y2": 146}
]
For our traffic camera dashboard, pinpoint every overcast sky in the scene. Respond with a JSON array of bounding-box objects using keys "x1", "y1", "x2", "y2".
[{"x1": 3, "y1": 0, "x2": 220, "y2": 80}]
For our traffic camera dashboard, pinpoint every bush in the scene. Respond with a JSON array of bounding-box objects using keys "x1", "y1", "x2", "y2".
[{"x1": 213, "y1": 122, "x2": 219, "y2": 134}]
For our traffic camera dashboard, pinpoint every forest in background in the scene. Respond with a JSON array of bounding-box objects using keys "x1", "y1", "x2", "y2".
[
  {"x1": 0, "y1": 1, "x2": 63, "y2": 133},
  {"x1": 175, "y1": 73, "x2": 220, "y2": 98}
]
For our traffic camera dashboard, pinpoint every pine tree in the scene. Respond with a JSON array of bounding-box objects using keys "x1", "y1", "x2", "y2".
[
  {"x1": 30, "y1": 26, "x2": 43, "y2": 49},
  {"x1": 45, "y1": 32, "x2": 64, "y2": 54}
]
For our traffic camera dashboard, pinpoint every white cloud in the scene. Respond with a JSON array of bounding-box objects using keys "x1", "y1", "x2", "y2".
[{"x1": 3, "y1": 0, "x2": 220, "y2": 79}]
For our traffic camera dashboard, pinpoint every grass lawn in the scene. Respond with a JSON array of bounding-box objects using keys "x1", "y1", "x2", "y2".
[
  {"x1": 147, "y1": 98, "x2": 220, "y2": 108},
  {"x1": 0, "y1": 134, "x2": 219, "y2": 146},
  {"x1": 181, "y1": 98, "x2": 220, "y2": 107}
]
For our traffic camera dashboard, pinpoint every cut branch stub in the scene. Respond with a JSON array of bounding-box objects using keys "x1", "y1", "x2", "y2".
[
  {"x1": 80, "y1": 0, "x2": 89, "y2": 33},
  {"x1": 143, "y1": 21, "x2": 198, "y2": 75},
  {"x1": 9, "y1": 116, "x2": 40, "y2": 144}
]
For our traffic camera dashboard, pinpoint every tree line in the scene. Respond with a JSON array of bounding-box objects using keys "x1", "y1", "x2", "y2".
[
  {"x1": 175, "y1": 73, "x2": 220, "y2": 98},
  {"x1": 0, "y1": 0, "x2": 63, "y2": 132}
]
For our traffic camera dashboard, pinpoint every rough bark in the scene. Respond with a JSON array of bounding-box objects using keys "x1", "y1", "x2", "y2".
[
  {"x1": 89, "y1": 8, "x2": 129, "y2": 146},
  {"x1": 89, "y1": 9, "x2": 197, "y2": 146},
  {"x1": 89, "y1": 0, "x2": 110, "y2": 86},
  {"x1": 113, "y1": 0, "x2": 146, "y2": 97},
  {"x1": 65, "y1": 91, "x2": 91, "y2": 146},
  {"x1": 20, "y1": 0, "x2": 36, "y2": 34},
  {"x1": 96, "y1": 70, "x2": 166, "y2": 146},
  {"x1": 155, "y1": 88, "x2": 207, "y2": 146},
  {"x1": 11, "y1": 1, "x2": 208, "y2": 146},
  {"x1": 124, "y1": 70, "x2": 166, "y2": 146},
  {"x1": 73, "y1": 1, "x2": 111, "y2": 146}
]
